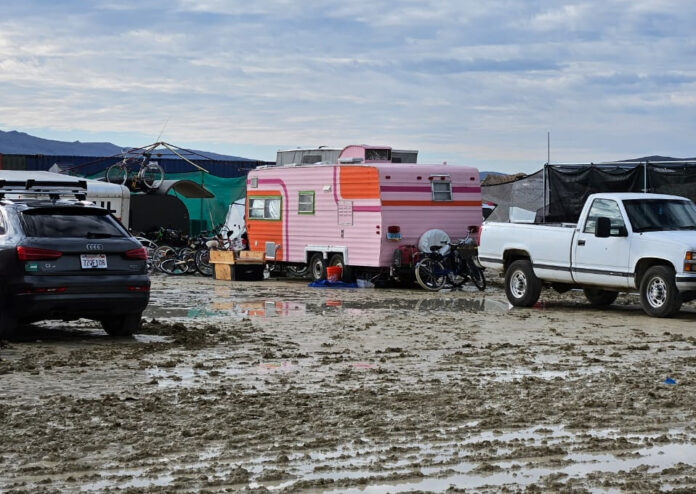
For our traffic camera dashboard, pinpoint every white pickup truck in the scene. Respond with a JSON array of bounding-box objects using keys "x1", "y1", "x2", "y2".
[{"x1": 478, "y1": 193, "x2": 696, "y2": 317}]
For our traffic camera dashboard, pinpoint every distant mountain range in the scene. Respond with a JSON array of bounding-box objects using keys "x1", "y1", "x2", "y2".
[{"x1": 0, "y1": 130, "x2": 254, "y2": 161}]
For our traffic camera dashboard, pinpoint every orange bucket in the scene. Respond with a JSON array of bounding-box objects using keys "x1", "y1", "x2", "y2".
[{"x1": 326, "y1": 266, "x2": 342, "y2": 282}]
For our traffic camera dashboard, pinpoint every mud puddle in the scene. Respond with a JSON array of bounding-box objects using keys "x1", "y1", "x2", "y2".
[{"x1": 2, "y1": 276, "x2": 696, "y2": 492}]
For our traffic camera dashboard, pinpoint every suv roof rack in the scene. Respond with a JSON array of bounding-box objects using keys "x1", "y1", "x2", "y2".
[{"x1": 0, "y1": 178, "x2": 88, "y2": 201}]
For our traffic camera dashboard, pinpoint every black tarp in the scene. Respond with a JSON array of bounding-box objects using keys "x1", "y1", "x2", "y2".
[
  {"x1": 647, "y1": 164, "x2": 696, "y2": 203},
  {"x1": 546, "y1": 166, "x2": 644, "y2": 223},
  {"x1": 130, "y1": 195, "x2": 190, "y2": 234}
]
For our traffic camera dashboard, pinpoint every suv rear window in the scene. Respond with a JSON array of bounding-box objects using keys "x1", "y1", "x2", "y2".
[{"x1": 20, "y1": 208, "x2": 128, "y2": 238}]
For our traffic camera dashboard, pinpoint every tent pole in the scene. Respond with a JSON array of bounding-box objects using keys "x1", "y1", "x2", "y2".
[
  {"x1": 542, "y1": 163, "x2": 547, "y2": 224},
  {"x1": 643, "y1": 161, "x2": 648, "y2": 193},
  {"x1": 544, "y1": 132, "x2": 550, "y2": 224},
  {"x1": 200, "y1": 170, "x2": 205, "y2": 234}
]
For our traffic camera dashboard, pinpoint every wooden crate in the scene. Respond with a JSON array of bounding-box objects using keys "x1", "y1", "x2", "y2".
[
  {"x1": 237, "y1": 250, "x2": 265, "y2": 264},
  {"x1": 213, "y1": 263, "x2": 232, "y2": 281},
  {"x1": 209, "y1": 250, "x2": 236, "y2": 264}
]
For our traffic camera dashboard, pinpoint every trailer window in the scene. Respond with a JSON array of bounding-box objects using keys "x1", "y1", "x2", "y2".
[
  {"x1": 432, "y1": 180, "x2": 452, "y2": 201},
  {"x1": 248, "y1": 197, "x2": 281, "y2": 220},
  {"x1": 298, "y1": 191, "x2": 315, "y2": 214}
]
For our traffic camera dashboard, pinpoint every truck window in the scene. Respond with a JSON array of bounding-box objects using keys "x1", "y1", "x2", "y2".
[
  {"x1": 298, "y1": 191, "x2": 315, "y2": 214},
  {"x1": 583, "y1": 199, "x2": 625, "y2": 235},
  {"x1": 624, "y1": 199, "x2": 696, "y2": 232},
  {"x1": 432, "y1": 180, "x2": 452, "y2": 201},
  {"x1": 248, "y1": 197, "x2": 281, "y2": 220}
]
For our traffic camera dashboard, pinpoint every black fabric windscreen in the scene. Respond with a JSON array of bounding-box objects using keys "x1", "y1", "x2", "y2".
[
  {"x1": 647, "y1": 165, "x2": 696, "y2": 203},
  {"x1": 547, "y1": 166, "x2": 644, "y2": 223}
]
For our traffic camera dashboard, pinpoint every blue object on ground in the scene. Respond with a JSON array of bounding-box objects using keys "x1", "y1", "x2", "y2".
[
  {"x1": 664, "y1": 377, "x2": 676, "y2": 385},
  {"x1": 308, "y1": 280, "x2": 358, "y2": 289}
]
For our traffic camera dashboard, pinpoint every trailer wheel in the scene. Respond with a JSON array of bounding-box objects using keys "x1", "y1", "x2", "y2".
[
  {"x1": 286, "y1": 264, "x2": 309, "y2": 279},
  {"x1": 328, "y1": 254, "x2": 353, "y2": 282},
  {"x1": 309, "y1": 254, "x2": 326, "y2": 281},
  {"x1": 639, "y1": 265, "x2": 682, "y2": 317},
  {"x1": 504, "y1": 260, "x2": 541, "y2": 307},
  {"x1": 583, "y1": 288, "x2": 618, "y2": 307}
]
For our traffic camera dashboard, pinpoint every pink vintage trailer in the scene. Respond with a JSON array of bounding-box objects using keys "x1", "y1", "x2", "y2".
[{"x1": 246, "y1": 145, "x2": 481, "y2": 281}]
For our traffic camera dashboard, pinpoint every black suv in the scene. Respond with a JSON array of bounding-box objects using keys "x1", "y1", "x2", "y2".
[{"x1": 0, "y1": 198, "x2": 150, "y2": 338}]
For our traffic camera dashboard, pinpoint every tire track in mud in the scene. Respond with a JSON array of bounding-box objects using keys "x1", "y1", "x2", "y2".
[{"x1": 1, "y1": 277, "x2": 695, "y2": 492}]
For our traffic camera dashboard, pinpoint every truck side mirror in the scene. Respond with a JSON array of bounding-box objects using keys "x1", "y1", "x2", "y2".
[{"x1": 595, "y1": 217, "x2": 611, "y2": 238}]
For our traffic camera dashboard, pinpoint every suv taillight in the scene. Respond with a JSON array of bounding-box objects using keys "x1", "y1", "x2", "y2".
[
  {"x1": 17, "y1": 246, "x2": 63, "y2": 261},
  {"x1": 124, "y1": 247, "x2": 148, "y2": 260}
]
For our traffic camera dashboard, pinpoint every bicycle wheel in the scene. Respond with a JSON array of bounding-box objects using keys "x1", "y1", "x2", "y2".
[
  {"x1": 195, "y1": 248, "x2": 213, "y2": 276},
  {"x1": 152, "y1": 245, "x2": 176, "y2": 273},
  {"x1": 105, "y1": 162, "x2": 128, "y2": 185},
  {"x1": 179, "y1": 247, "x2": 196, "y2": 274},
  {"x1": 159, "y1": 257, "x2": 188, "y2": 275},
  {"x1": 135, "y1": 237, "x2": 158, "y2": 271},
  {"x1": 138, "y1": 161, "x2": 165, "y2": 190},
  {"x1": 415, "y1": 257, "x2": 447, "y2": 291},
  {"x1": 468, "y1": 258, "x2": 487, "y2": 291}
]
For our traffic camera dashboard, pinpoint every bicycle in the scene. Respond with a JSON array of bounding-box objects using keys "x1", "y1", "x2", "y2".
[
  {"x1": 153, "y1": 245, "x2": 196, "y2": 275},
  {"x1": 105, "y1": 152, "x2": 165, "y2": 192},
  {"x1": 195, "y1": 227, "x2": 247, "y2": 276},
  {"x1": 133, "y1": 235, "x2": 158, "y2": 271},
  {"x1": 414, "y1": 231, "x2": 486, "y2": 292}
]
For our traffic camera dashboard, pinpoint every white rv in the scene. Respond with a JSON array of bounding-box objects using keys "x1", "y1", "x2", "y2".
[{"x1": 0, "y1": 171, "x2": 131, "y2": 227}]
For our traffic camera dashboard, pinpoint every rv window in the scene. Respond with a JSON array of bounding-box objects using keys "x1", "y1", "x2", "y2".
[
  {"x1": 432, "y1": 181, "x2": 452, "y2": 201},
  {"x1": 365, "y1": 148, "x2": 391, "y2": 161},
  {"x1": 301, "y1": 155, "x2": 322, "y2": 164},
  {"x1": 298, "y1": 191, "x2": 315, "y2": 214},
  {"x1": 0, "y1": 213, "x2": 5, "y2": 235},
  {"x1": 248, "y1": 197, "x2": 281, "y2": 220}
]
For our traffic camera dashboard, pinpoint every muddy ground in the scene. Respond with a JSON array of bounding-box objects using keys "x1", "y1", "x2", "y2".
[{"x1": 1, "y1": 273, "x2": 696, "y2": 493}]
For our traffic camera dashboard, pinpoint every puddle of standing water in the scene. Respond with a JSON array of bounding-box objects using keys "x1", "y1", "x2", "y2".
[
  {"x1": 146, "y1": 296, "x2": 507, "y2": 320},
  {"x1": 245, "y1": 426, "x2": 696, "y2": 493}
]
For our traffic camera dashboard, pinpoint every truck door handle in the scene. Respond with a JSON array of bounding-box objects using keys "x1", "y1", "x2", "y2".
[{"x1": 577, "y1": 239, "x2": 586, "y2": 246}]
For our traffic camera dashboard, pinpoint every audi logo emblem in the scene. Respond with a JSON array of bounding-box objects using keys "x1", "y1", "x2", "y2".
[{"x1": 86, "y1": 243, "x2": 104, "y2": 251}]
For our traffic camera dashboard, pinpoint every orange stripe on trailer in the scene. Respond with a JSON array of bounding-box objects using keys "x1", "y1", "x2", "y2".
[
  {"x1": 339, "y1": 166, "x2": 379, "y2": 199},
  {"x1": 382, "y1": 200, "x2": 482, "y2": 207},
  {"x1": 246, "y1": 189, "x2": 283, "y2": 259}
]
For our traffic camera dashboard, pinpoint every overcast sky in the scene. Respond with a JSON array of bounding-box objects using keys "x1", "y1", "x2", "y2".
[{"x1": 1, "y1": 1, "x2": 695, "y2": 172}]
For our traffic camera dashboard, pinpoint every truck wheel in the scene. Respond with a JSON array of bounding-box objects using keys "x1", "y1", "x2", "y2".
[
  {"x1": 639, "y1": 265, "x2": 682, "y2": 317},
  {"x1": 505, "y1": 260, "x2": 541, "y2": 307},
  {"x1": 583, "y1": 288, "x2": 618, "y2": 307},
  {"x1": 309, "y1": 254, "x2": 326, "y2": 281},
  {"x1": 101, "y1": 314, "x2": 142, "y2": 337}
]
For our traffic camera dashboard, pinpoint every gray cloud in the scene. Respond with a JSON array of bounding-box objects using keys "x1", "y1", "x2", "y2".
[{"x1": 0, "y1": 0, "x2": 695, "y2": 172}]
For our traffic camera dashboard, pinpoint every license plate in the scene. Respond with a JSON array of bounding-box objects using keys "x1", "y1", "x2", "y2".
[{"x1": 80, "y1": 254, "x2": 107, "y2": 269}]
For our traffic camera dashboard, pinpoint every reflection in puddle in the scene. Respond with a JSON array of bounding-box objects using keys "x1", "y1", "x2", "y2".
[{"x1": 133, "y1": 334, "x2": 172, "y2": 344}]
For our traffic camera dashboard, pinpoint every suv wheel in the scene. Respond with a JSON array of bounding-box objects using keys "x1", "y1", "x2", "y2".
[
  {"x1": 0, "y1": 308, "x2": 17, "y2": 339},
  {"x1": 101, "y1": 314, "x2": 142, "y2": 337}
]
